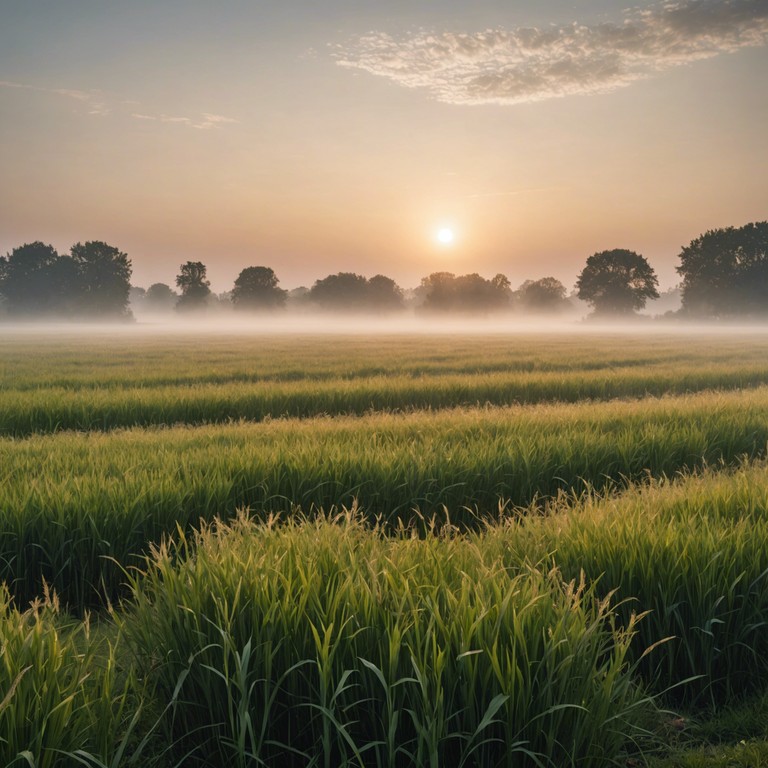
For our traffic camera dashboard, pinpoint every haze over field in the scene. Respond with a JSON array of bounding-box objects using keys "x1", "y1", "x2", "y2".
[{"x1": 1, "y1": 0, "x2": 766, "y2": 294}]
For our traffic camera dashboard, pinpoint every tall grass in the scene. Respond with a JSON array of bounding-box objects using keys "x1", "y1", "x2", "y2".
[
  {"x1": 0, "y1": 587, "x2": 140, "y2": 768},
  {"x1": 4, "y1": 389, "x2": 768, "y2": 607},
  {"x1": 481, "y1": 463, "x2": 768, "y2": 703},
  {"x1": 125, "y1": 512, "x2": 654, "y2": 768}
]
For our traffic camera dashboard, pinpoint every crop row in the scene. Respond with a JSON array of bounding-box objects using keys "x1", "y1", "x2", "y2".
[
  {"x1": 3, "y1": 387, "x2": 768, "y2": 606},
  {"x1": 6, "y1": 462, "x2": 768, "y2": 765},
  {"x1": 6, "y1": 362, "x2": 768, "y2": 437}
]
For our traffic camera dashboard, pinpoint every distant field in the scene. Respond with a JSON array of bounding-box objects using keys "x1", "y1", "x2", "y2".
[
  {"x1": 3, "y1": 330, "x2": 768, "y2": 435},
  {"x1": 3, "y1": 328, "x2": 768, "y2": 766}
]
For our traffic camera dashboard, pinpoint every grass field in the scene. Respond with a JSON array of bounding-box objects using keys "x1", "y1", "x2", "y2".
[{"x1": 3, "y1": 327, "x2": 768, "y2": 766}]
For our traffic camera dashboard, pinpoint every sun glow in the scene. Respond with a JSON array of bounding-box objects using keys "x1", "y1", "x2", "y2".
[{"x1": 436, "y1": 227, "x2": 455, "y2": 244}]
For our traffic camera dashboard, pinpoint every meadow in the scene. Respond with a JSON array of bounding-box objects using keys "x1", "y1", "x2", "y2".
[{"x1": 3, "y1": 327, "x2": 768, "y2": 767}]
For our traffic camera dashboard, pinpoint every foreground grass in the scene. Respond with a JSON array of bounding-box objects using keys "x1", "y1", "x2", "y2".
[
  {"x1": 4, "y1": 463, "x2": 768, "y2": 764},
  {"x1": 125, "y1": 512, "x2": 652, "y2": 768}
]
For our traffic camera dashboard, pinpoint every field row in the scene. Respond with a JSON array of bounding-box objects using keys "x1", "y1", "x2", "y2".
[
  {"x1": 5, "y1": 462, "x2": 768, "y2": 766},
  {"x1": 4, "y1": 333, "x2": 768, "y2": 438},
  {"x1": 6, "y1": 362, "x2": 768, "y2": 436},
  {"x1": 3, "y1": 387, "x2": 768, "y2": 606}
]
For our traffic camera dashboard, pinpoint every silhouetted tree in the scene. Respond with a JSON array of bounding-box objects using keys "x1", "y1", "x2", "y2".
[
  {"x1": 308, "y1": 272, "x2": 370, "y2": 311},
  {"x1": 517, "y1": 277, "x2": 568, "y2": 313},
  {"x1": 576, "y1": 250, "x2": 659, "y2": 317},
  {"x1": 306, "y1": 272, "x2": 406, "y2": 312},
  {"x1": 0, "y1": 242, "x2": 77, "y2": 316},
  {"x1": 145, "y1": 282, "x2": 178, "y2": 312},
  {"x1": 418, "y1": 272, "x2": 456, "y2": 311},
  {"x1": 492, "y1": 274, "x2": 511, "y2": 292},
  {"x1": 420, "y1": 272, "x2": 511, "y2": 313},
  {"x1": 231, "y1": 266, "x2": 287, "y2": 311},
  {"x1": 175, "y1": 261, "x2": 211, "y2": 312},
  {"x1": 70, "y1": 241, "x2": 132, "y2": 317},
  {"x1": 677, "y1": 222, "x2": 768, "y2": 317},
  {"x1": 367, "y1": 274, "x2": 404, "y2": 312}
]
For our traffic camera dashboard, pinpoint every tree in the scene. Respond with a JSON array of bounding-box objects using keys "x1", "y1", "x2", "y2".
[
  {"x1": 145, "y1": 283, "x2": 178, "y2": 312},
  {"x1": 367, "y1": 274, "x2": 404, "y2": 312},
  {"x1": 517, "y1": 277, "x2": 568, "y2": 313},
  {"x1": 677, "y1": 222, "x2": 768, "y2": 317},
  {"x1": 576, "y1": 249, "x2": 659, "y2": 317},
  {"x1": 175, "y1": 261, "x2": 211, "y2": 312},
  {"x1": 70, "y1": 241, "x2": 132, "y2": 317},
  {"x1": 0, "y1": 242, "x2": 77, "y2": 316},
  {"x1": 420, "y1": 272, "x2": 511, "y2": 313},
  {"x1": 307, "y1": 272, "x2": 370, "y2": 311},
  {"x1": 418, "y1": 272, "x2": 456, "y2": 311},
  {"x1": 231, "y1": 266, "x2": 287, "y2": 311}
]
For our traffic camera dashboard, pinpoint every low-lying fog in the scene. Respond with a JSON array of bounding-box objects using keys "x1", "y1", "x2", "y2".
[{"x1": 4, "y1": 311, "x2": 768, "y2": 338}]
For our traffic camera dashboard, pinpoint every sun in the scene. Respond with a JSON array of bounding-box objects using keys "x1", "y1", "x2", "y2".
[{"x1": 436, "y1": 227, "x2": 455, "y2": 245}]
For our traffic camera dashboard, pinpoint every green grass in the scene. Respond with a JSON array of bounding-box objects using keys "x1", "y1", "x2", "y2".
[
  {"x1": 482, "y1": 462, "x2": 768, "y2": 702},
  {"x1": 3, "y1": 331, "x2": 768, "y2": 436},
  {"x1": 0, "y1": 587, "x2": 140, "y2": 768},
  {"x1": 2, "y1": 329, "x2": 768, "y2": 764},
  {"x1": 125, "y1": 512, "x2": 654, "y2": 768},
  {"x1": 4, "y1": 388, "x2": 768, "y2": 607}
]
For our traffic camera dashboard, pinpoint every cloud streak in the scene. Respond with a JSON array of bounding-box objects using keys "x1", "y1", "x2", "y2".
[
  {"x1": 132, "y1": 112, "x2": 239, "y2": 129},
  {"x1": 0, "y1": 79, "x2": 237, "y2": 129},
  {"x1": 334, "y1": 0, "x2": 768, "y2": 105}
]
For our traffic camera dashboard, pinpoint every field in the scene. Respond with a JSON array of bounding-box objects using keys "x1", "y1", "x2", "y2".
[{"x1": 3, "y1": 327, "x2": 768, "y2": 767}]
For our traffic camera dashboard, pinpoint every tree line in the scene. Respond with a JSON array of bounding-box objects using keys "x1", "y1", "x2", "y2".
[{"x1": 1, "y1": 221, "x2": 766, "y2": 319}]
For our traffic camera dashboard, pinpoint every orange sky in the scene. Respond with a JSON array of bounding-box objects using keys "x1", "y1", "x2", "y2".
[{"x1": 1, "y1": 1, "x2": 766, "y2": 293}]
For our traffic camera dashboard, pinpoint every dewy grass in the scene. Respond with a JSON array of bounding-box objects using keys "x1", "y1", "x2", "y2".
[
  {"x1": 124, "y1": 512, "x2": 655, "y2": 768},
  {"x1": 0, "y1": 587, "x2": 139, "y2": 768},
  {"x1": 3, "y1": 388, "x2": 768, "y2": 607},
  {"x1": 482, "y1": 462, "x2": 768, "y2": 704}
]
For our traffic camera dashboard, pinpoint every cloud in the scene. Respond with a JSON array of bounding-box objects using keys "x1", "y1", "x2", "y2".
[
  {"x1": 202, "y1": 113, "x2": 238, "y2": 124},
  {"x1": 0, "y1": 79, "x2": 109, "y2": 113},
  {"x1": 152, "y1": 113, "x2": 239, "y2": 130},
  {"x1": 0, "y1": 79, "x2": 237, "y2": 129},
  {"x1": 334, "y1": 0, "x2": 768, "y2": 105}
]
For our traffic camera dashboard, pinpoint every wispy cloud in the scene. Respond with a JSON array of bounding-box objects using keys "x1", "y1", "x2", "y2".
[
  {"x1": 0, "y1": 79, "x2": 110, "y2": 114},
  {"x1": 0, "y1": 79, "x2": 237, "y2": 129},
  {"x1": 334, "y1": 0, "x2": 768, "y2": 105}
]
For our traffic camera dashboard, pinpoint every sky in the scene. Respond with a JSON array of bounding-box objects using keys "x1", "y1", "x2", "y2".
[{"x1": 1, "y1": 0, "x2": 766, "y2": 293}]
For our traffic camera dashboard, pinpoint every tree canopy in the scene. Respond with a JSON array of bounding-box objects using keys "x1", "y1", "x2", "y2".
[
  {"x1": 307, "y1": 272, "x2": 404, "y2": 312},
  {"x1": 419, "y1": 272, "x2": 512, "y2": 313},
  {"x1": 175, "y1": 261, "x2": 211, "y2": 312},
  {"x1": 70, "y1": 241, "x2": 132, "y2": 317},
  {"x1": 0, "y1": 240, "x2": 131, "y2": 318},
  {"x1": 576, "y1": 250, "x2": 659, "y2": 317},
  {"x1": 677, "y1": 222, "x2": 768, "y2": 317},
  {"x1": 232, "y1": 266, "x2": 287, "y2": 311},
  {"x1": 144, "y1": 283, "x2": 178, "y2": 312},
  {"x1": 516, "y1": 277, "x2": 568, "y2": 313}
]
